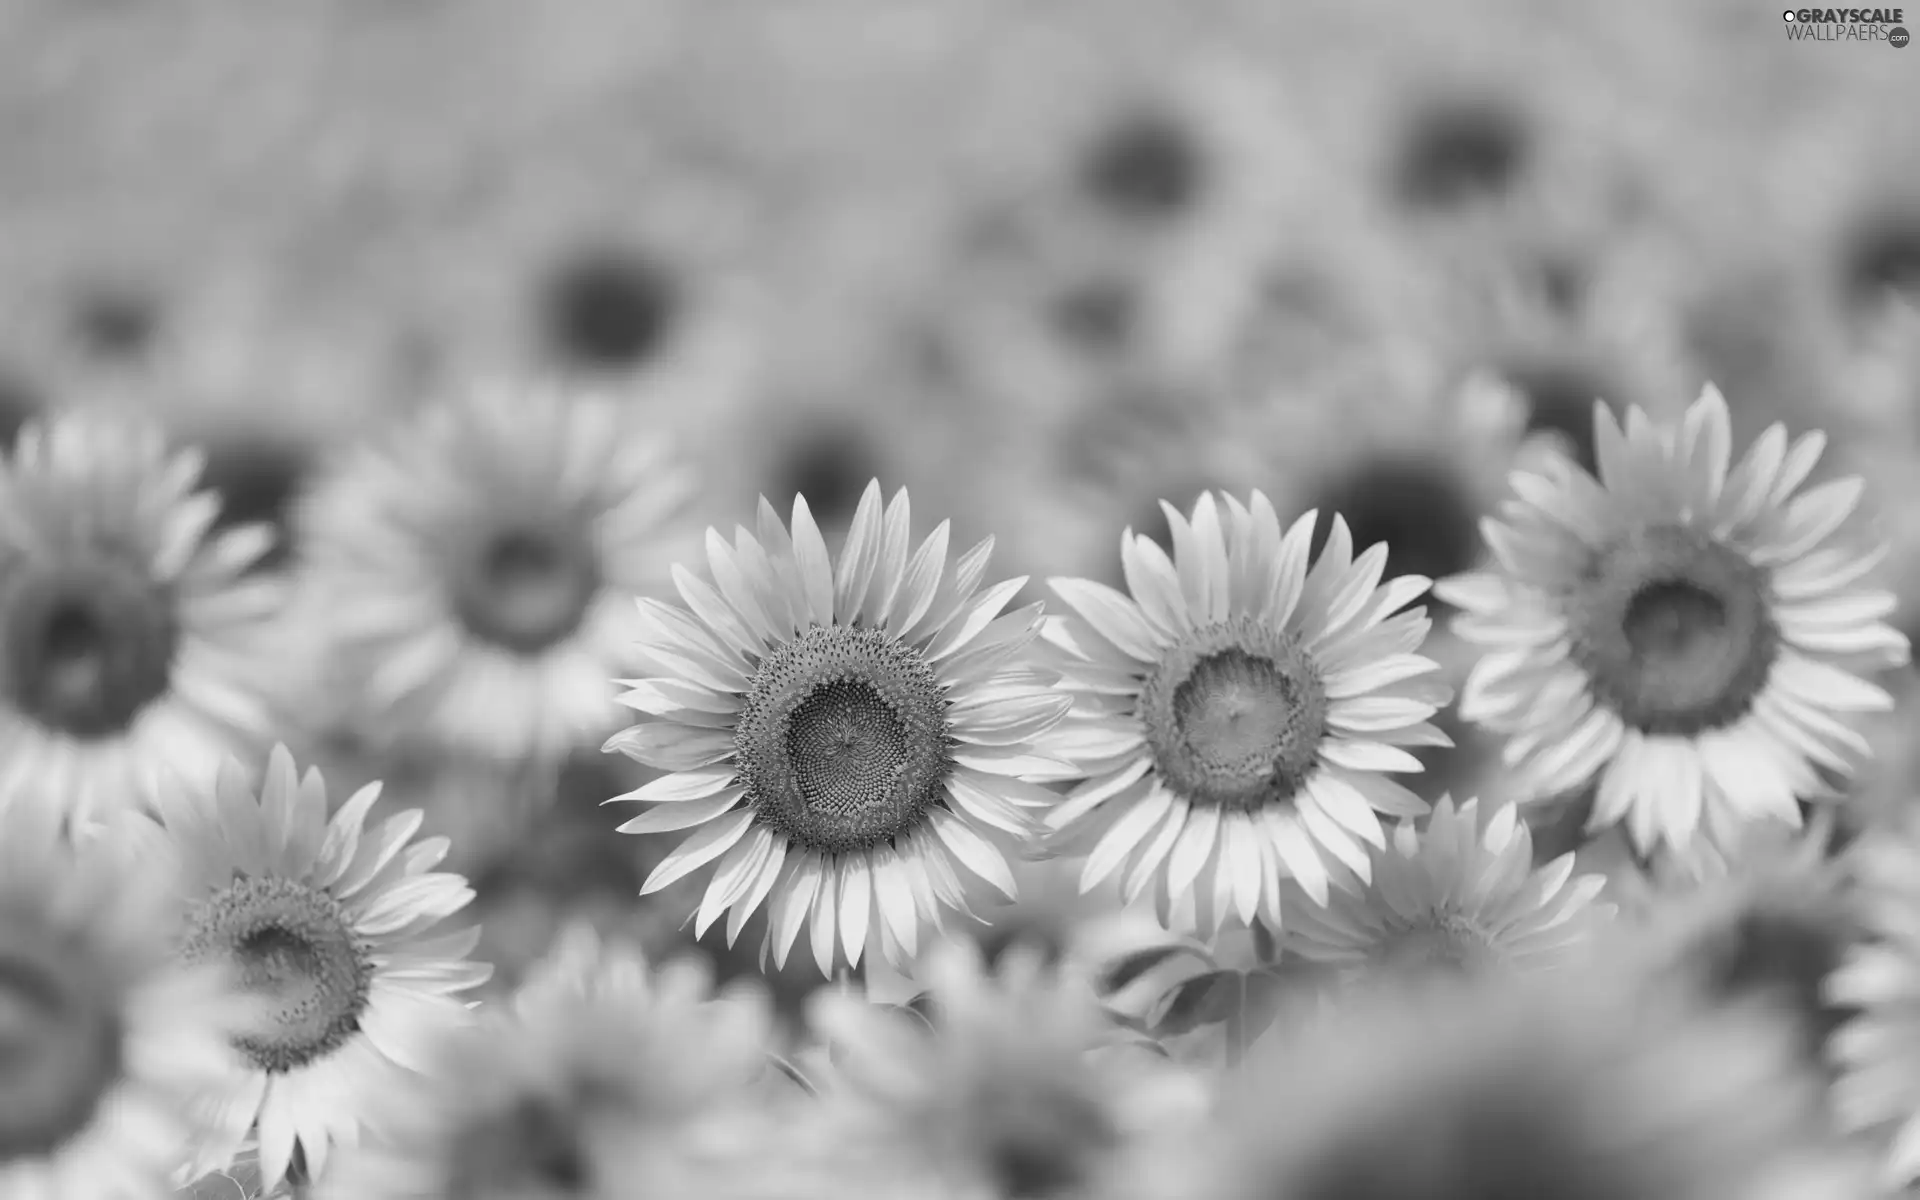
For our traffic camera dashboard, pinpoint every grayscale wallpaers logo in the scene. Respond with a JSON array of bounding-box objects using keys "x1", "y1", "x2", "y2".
[{"x1": 1784, "y1": 7, "x2": 1910, "y2": 42}]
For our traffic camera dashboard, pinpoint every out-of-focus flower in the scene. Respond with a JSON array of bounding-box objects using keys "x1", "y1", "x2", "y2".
[
  {"x1": 296, "y1": 383, "x2": 698, "y2": 765},
  {"x1": 0, "y1": 410, "x2": 284, "y2": 826},
  {"x1": 1621, "y1": 814, "x2": 1857, "y2": 1079},
  {"x1": 0, "y1": 799, "x2": 242, "y2": 1199},
  {"x1": 1441, "y1": 385, "x2": 1908, "y2": 858},
  {"x1": 1285, "y1": 795, "x2": 1613, "y2": 982},
  {"x1": 1189, "y1": 967, "x2": 1856, "y2": 1200},
  {"x1": 1829, "y1": 807, "x2": 1920, "y2": 1187},
  {"x1": 128, "y1": 747, "x2": 492, "y2": 1190},
  {"x1": 318, "y1": 924, "x2": 789, "y2": 1200},
  {"x1": 607, "y1": 481, "x2": 1075, "y2": 978},
  {"x1": 806, "y1": 942, "x2": 1207, "y2": 1200},
  {"x1": 1254, "y1": 370, "x2": 1537, "y2": 592},
  {"x1": 1043, "y1": 490, "x2": 1451, "y2": 936}
]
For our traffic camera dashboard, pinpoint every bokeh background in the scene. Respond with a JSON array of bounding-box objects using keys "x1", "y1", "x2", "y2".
[{"x1": 5, "y1": 0, "x2": 1918, "y2": 1019}]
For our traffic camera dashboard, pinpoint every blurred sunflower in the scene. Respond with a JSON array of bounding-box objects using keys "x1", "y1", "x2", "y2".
[
  {"x1": 1619, "y1": 815, "x2": 1857, "y2": 1081},
  {"x1": 318, "y1": 924, "x2": 789, "y2": 1200},
  {"x1": 1251, "y1": 368, "x2": 1538, "y2": 597},
  {"x1": 607, "y1": 481, "x2": 1075, "y2": 978},
  {"x1": 806, "y1": 942, "x2": 1207, "y2": 1200},
  {"x1": 1043, "y1": 490, "x2": 1451, "y2": 936},
  {"x1": 0, "y1": 410, "x2": 284, "y2": 825},
  {"x1": 129, "y1": 746, "x2": 492, "y2": 1190},
  {"x1": 297, "y1": 382, "x2": 698, "y2": 765},
  {"x1": 1190, "y1": 967, "x2": 1858, "y2": 1200},
  {"x1": 1440, "y1": 385, "x2": 1908, "y2": 858},
  {"x1": 1828, "y1": 807, "x2": 1920, "y2": 1187},
  {"x1": 1284, "y1": 796, "x2": 1613, "y2": 983},
  {"x1": 0, "y1": 799, "x2": 241, "y2": 1199}
]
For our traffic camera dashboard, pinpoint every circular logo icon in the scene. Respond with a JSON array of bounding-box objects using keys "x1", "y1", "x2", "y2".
[
  {"x1": 1783, "y1": 7, "x2": 1796, "y2": 17},
  {"x1": 1892, "y1": 25, "x2": 1911, "y2": 45}
]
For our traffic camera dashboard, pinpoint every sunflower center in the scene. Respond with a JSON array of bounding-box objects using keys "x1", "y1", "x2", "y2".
[
  {"x1": 0, "y1": 561, "x2": 178, "y2": 740},
  {"x1": 444, "y1": 1095, "x2": 594, "y2": 1198},
  {"x1": 180, "y1": 876, "x2": 371, "y2": 1074},
  {"x1": 1567, "y1": 524, "x2": 1778, "y2": 736},
  {"x1": 0, "y1": 908, "x2": 122, "y2": 1160},
  {"x1": 1139, "y1": 616, "x2": 1328, "y2": 812},
  {"x1": 735, "y1": 625, "x2": 953, "y2": 856},
  {"x1": 1377, "y1": 919, "x2": 1495, "y2": 980},
  {"x1": 1307, "y1": 455, "x2": 1482, "y2": 587},
  {"x1": 451, "y1": 522, "x2": 603, "y2": 656}
]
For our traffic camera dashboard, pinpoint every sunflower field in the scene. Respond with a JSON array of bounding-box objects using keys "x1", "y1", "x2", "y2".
[{"x1": 3, "y1": 0, "x2": 1920, "y2": 1196}]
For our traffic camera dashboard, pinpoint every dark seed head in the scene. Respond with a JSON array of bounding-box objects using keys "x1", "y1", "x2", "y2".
[
  {"x1": 70, "y1": 287, "x2": 160, "y2": 361},
  {"x1": 1079, "y1": 107, "x2": 1208, "y2": 223},
  {"x1": 1393, "y1": 97, "x2": 1531, "y2": 210},
  {"x1": 1839, "y1": 209, "x2": 1920, "y2": 307},
  {"x1": 1497, "y1": 359, "x2": 1619, "y2": 476},
  {"x1": 1305, "y1": 456, "x2": 1482, "y2": 586},
  {"x1": 1049, "y1": 274, "x2": 1139, "y2": 355},
  {"x1": 540, "y1": 246, "x2": 680, "y2": 371},
  {"x1": 770, "y1": 423, "x2": 885, "y2": 536},
  {"x1": 198, "y1": 436, "x2": 313, "y2": 573},
  {"x1": 0, "y1": 365, "x2": 44, "y2": 450}
]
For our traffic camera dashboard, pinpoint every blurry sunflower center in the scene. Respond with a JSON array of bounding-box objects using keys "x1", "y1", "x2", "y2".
[
  {"x1": 1840, "y1": 211, "x2": 1920, "y2": 306},
  {"x1": 771, "y1": 429, "x2": 883, "y2": 539},
  {"x1": 444, "y1": 1095, "x2": 593, "y2": 1197},
  {"x1": 541, "y1": 246, "x2": 681, "y2": 371},
  {"x1": 1140, "y1": 617, "x2": 1328, "y2": 812},
  {"x1": 1498, "y1": 360, "x2": 1617, "y2": 475},
  {"x1": 1378, "y1": 919, "x2": 1493, "y2": 979},
  {"x1": 976, "y1": 1075, "x2": 1119, "y2": 1200},
  {"x1": 735, "y1": 626, "x2": 953, "y2": 855},
  {"x1": 70, "y1": 287, "x2": 159, "y2": 362},
  {"x1": 0, "y1": 365, "x2": 42, "y2": 449},
  {"x1": 181, "y1": 876, "x2": 371, "y2": 1074},
  {"x1": 452, "y1": 523, "x2": 603, "y2": 655},
  {"x1": 1078, "y1": 107, "x2": 1207, "y2": 223},
  {"x1": 0, "y1": 563, "x2": 177, "y2": 740},
  {"x1": 1307, "y1": 456, "x2": 1482, "y2": 585},
  {"x1": 1567, "y1": 524, "x2": 1777, "y2": 736},
  {"x1": 0, "y1": 914, "x2": 121, "y2": 1159},
  {"x1": 197, "y1": 437, "x2": 313, "y2": 573},
  {"x1": 1393, "y1": 97, "x2": 1530, "y2": 210}
]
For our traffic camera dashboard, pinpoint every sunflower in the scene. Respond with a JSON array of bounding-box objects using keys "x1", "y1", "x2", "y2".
[
  {"x1": 317, "y1": 923, "x2": 789, "y2": 1200},
  {"x1": 606, "y1": 481, "x2": 1075, "y2": 977},
  {"x1": 1827, "y1": 807, "x2": 1920, "y2": 1187},
  {"x1": 0, "y1": 798, "x2": 242, "y2": 1199},
  {"x1": 126, "y1": 745, "x2": 492, "y2": 1190},
  {"x1": 1041, "y1": 489, "x2": 1451, "y2": 936},
  {"x1": 1438, "y1": 384, "x2": 1908, "y2": 860},
  {"x1": 296, "y1": 382, "x2": 698, "y2": 765},
  {"x1": 1284, "y1": 796, "x2": 1613, "y2": 983},
  {"x1": 1191, "y1": 968, "x2": 1859, "y2": 1200},
  {"x1": 1623, "y1": 816, "x2": 1857, "y2": 1082},
  {"x1": 0, "y1": 409, "x2": 284, "y2": 826},
  {"x1": 807, "y1": 942, "x2": 1207, "y2": 1200}
]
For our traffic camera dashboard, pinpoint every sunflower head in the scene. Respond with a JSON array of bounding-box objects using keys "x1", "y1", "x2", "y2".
[
  {"x1": 1284, "y1": 796, "x2": 1615, "y2": 985},
  {"x1": 297, "y1": 383, "x2": 699, "y2": 762},
  {"x1": 609, "y1": 481, "x2": 1074, "y2": 978},
  {"x1": 0, "y1": 797, "x2": 245, "y2": 1196},
  {"x1": 1043, "y1": 489, "x2": 1449, "y2": 935},
  {"x1": 809, "y1": 942, "x2": 1206, "y2": 1200},
  {"x1": 0, "y1": 409, "x2": 283, "y2": 821},
  {"x1": 1441, "y1": 384, "x2": 1909, "y2": 861},
  {"x1": 319, "y1": 922, "x2": 782, "y2": 1200},
  {"x1": 132, "y1": 745, "x2": 491, "y2": 1188}
]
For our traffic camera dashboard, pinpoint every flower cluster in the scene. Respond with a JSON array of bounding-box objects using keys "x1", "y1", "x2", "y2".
[{"x1": 0, "y1": 373, "x2": 1916, "y2": 1199}]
